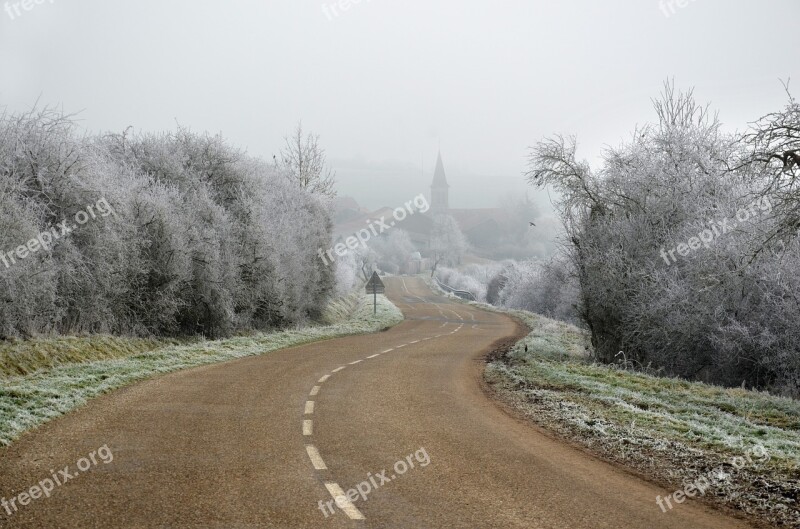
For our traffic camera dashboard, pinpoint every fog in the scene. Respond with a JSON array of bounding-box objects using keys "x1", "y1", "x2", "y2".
[
  {"x1": 2, "y1": 6, "x2": 800, "y2": 523},
  {"x1": 1, "y1": 0, "x2": 798, "y2": 209}
]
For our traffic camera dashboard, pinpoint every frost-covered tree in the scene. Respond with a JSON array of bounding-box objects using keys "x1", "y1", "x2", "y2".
[
  {"x1": 276, "y1": 122, "x2": 337, "y2": 200},
  {"x1": 0, "y1": 108, "x2": 336, "y2": 339},
  {"x1": 430, "y1": 214, "x2": 468, "y2": 275},
  {"x1": 526, "y1": 82, "x2": 800, "y2": 395},
  {"x1": 739, "y1": 85, "x2": 800, "y2": 244},
  {"x1": 369, "y1": 229, "x2": 415, "y2": 274},
  {"x1": 495, "y1": 258, "x2": 580, "y2": 324}
]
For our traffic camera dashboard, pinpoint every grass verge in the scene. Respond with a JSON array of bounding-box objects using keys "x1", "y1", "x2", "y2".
[
  {"x1": 424, "y1": 276, "x2": 799, "y2": 527},
  {"x1": 483, "y1": 308, "x2": 799, "y2": 528},
  {"x1": 0, "y1": 291, "x2": 402, "y2": 447}
]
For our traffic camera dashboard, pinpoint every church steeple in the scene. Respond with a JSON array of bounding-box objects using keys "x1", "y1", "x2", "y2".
[{"x1": 430, "y1": 150, "x2": 449, "y2": 214}]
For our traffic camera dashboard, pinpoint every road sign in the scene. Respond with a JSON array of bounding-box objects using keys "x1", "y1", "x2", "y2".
[
  {"x1": 366, "y1": 272, "x2": 385, "y2": 315},
  {"x1": 365, "y1": 272, "x2": 385, "y2": 295}
]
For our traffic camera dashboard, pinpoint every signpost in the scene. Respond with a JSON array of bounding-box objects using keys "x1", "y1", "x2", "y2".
[{"x1": 365, "y1": 272, "x2": 385, "y2": 315}]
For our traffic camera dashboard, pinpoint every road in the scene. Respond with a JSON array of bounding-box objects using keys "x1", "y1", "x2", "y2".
[{"x1": 0, "y1": 277, "x2": 753, "y2": 528}]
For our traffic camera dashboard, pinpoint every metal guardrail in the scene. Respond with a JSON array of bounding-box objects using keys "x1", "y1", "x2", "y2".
[{"x1": 434, "y1": 278, "x2": 477, "y2": 301}]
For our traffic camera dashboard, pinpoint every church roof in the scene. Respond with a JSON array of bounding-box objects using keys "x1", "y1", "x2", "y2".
[{"x1": 431, "y1": 151, "x2": 449, "y2": 189}]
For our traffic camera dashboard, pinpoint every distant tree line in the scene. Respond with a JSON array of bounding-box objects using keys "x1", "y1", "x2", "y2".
[
  {"x1": 526, "y1": 81, "x2": 800, "y2": 396},
  {"x1": 0, "y1": 108, "x2": 335, "y2": 338},
  {"x1": 435, "y1": 258, "x2": 580, "y2": 326}
]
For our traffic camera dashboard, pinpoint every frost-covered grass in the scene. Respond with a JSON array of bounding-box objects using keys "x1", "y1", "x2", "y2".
[
  {"x1": 489, "y1": 308, "x2": 800, "y2": 469},
  {"x1": 0, "y1": 292, "x2": 403, "y2": 447},
  {"x1": 321, "y1": 287, "x2": 368, "y2": 324},
  {"x1": 480, "y1": 305, "x2": 800, "y2": 527}
]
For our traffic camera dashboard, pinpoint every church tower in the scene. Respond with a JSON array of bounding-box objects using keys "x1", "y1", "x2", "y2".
[{"x1": 430, "y1": 150, "x2": 450, "y2": 214}]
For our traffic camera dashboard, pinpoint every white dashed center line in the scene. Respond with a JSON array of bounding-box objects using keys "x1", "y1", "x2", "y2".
[
  {"x1": 302, "y1": 302, "x2": 472, "y2": 521},
  {"x1": 325, "y1": 482, "x2": 365, "y2": 520},
  {"x1": 306, "y1": 445, "x2": 327, "y2": 470}
]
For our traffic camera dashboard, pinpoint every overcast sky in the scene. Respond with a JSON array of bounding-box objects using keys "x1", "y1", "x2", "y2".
[{"x1": 1, "y1": 0, "x2": 798, "y2": 210}]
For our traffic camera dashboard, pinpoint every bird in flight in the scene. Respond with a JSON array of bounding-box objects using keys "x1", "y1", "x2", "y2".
[{"x1": 529, "y1": 221, "x2": 536, "y2": 227}]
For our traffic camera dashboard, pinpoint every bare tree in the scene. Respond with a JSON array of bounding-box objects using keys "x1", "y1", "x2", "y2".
[
  {"x1": 740, "y1": 82, "x2": 800, "y2": 246},
  {"x1": 276, "y1": 122, "x2": 337, "y2": 199}
]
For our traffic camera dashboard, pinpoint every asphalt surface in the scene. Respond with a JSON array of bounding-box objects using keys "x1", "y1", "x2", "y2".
[{"x1": 0, "y1": 277, "x2": 754, "y2": 528}]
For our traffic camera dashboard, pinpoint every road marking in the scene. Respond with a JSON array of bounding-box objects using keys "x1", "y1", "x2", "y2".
[
  {"x1": 325, "y1": 482, "x2": 365, "y2": 520},
  {"x1": 300, "y1": 279, "x2": 475, "y2": 522},
  {"x1": 446, "y1": 308, "x2": 461, "y2": 320},
  {"x1": 306, "y1": 445, "x2": 327, "y2": 470}
]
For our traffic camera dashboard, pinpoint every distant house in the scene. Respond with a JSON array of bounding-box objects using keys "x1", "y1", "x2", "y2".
[
  {"x1": 333, "y1": 206, "x2": 432, "y2": 248},
  {"x1": 448, "y1": 209, "x2": 507, "y2": 250},
  {"x1": 332, "y1": 196, "x2": 367, "y2": 224}
]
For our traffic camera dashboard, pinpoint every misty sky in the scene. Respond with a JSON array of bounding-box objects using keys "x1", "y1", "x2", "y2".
[{"x1": 1, "y1": 0, "x2": 798, "y2": 210}]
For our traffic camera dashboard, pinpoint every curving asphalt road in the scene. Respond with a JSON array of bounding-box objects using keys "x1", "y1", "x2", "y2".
[{"x1": 0, "y1": 277, "x2": 754, "y2": 528}]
